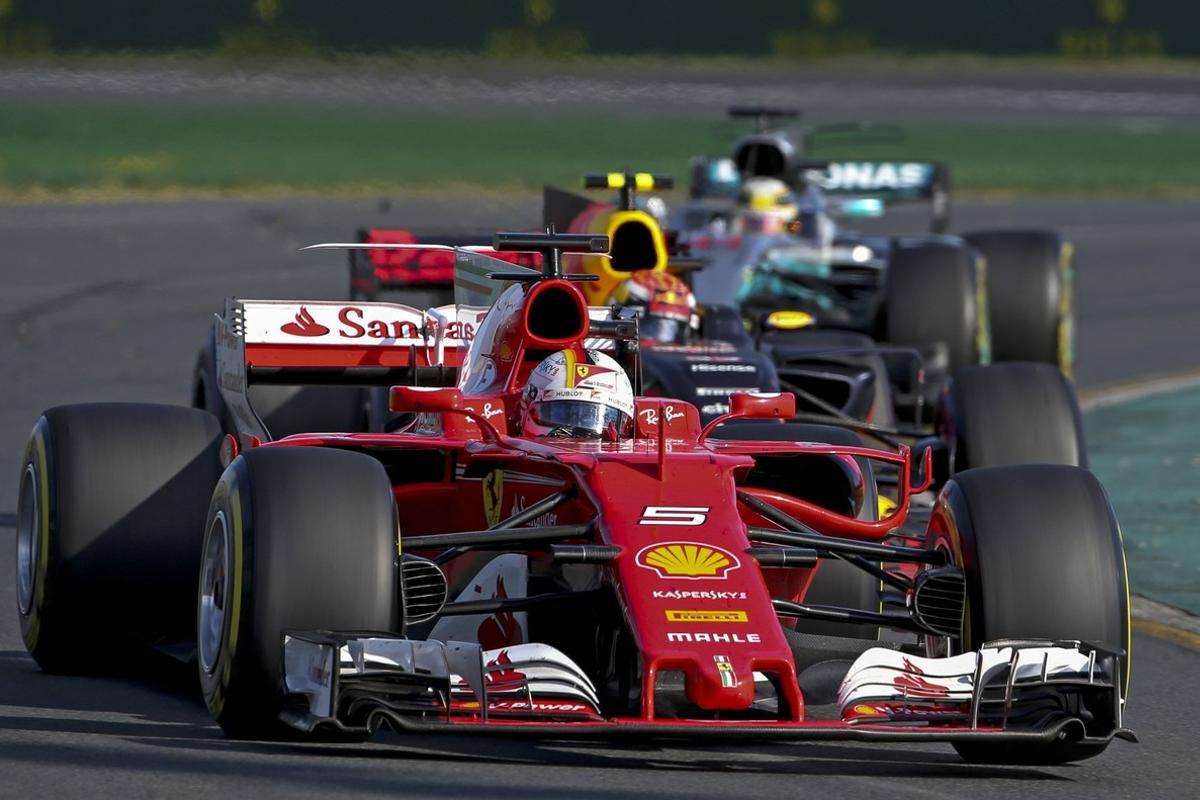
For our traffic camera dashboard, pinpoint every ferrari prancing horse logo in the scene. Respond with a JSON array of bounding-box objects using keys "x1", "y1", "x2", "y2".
[{"x1": 483, "y1": 469, "x2": 504, "y2": 527}]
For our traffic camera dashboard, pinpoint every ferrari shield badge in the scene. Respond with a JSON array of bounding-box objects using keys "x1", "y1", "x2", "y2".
[{"x1": 483, "y1": 469, "x2": 504, "y2": 527}]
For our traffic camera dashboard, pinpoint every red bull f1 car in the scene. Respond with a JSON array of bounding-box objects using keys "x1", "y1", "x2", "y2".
[{"x1": 17, "y1": 232, "x2": 1132, "y2": 764}]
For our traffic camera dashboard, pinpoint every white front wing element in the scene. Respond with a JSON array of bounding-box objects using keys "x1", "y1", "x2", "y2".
[
  {"x1": 838, "y1": 643, "x2": 1118, "y2": 725},
  {"x1": 280, "y1": 633, "x2": 603, "y2": 730},
  {"x1": 459, "y1": 643, "x2": 602, "y2": 712},
  {"x1": 283, "y1": 635, "x2": 459, "y2": 722}
]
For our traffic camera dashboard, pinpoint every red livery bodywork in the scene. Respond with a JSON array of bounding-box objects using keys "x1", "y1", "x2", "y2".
[
  {"x1": 359, "y1": 228, "x2": 539, "y2": 290},
  {"x1": 228, "y1": 254, "x2": 931, "y2": 725}
]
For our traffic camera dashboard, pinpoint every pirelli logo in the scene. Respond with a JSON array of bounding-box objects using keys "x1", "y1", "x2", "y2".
[{"x1": 664, "y1": 609, "x2": 748, "y2": 623}]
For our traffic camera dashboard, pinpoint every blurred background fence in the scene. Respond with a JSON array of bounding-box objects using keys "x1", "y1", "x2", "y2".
[{"x1": 0, "y1": 0, "x2": 1193, "y2": 60}]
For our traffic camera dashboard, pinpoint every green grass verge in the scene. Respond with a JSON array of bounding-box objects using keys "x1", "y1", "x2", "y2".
[{"x1": 2, "y1": 104, "x2": 1199, "y2": 198}]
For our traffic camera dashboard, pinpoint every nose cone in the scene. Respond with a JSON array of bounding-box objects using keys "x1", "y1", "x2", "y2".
[{"x1": 687, "y1": 652, "x2": 756, "y2": 710}]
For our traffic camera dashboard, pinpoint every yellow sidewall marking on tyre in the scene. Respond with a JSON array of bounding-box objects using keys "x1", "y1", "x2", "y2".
[
  {"x1": 206, "y1": 481, "x2": 244, "y2": 719},
  {"x1": 1058, "y1": 241, "x2": 1076, "y2": 377},
  {"x1": 1117, "y1": 522, "x2": 1132, "y2": 699},
  {"x1": 974, "y1": 255, "x2": 992, "y2": 364}
]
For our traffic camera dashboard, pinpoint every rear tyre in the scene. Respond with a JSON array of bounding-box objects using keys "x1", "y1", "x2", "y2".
[
  {"x1": 199, "y1": 446, "x2": 400, "y2": 738},
  {"x1": 193, "y1": 330, "x2": 366, "y2": 438},
  {"x1": 928, "y1": 465, "x2": 1130, "y2": 764},
  {"x1": 715, "y1": 422, "x2": 880, "y2": 639},
  {"x1": 193, "y1": 331, "x2": 230, "y2": 431},
  {"x1": 941, "y1": 362, "x2": 1085, "y2": 472},
  {"x1": 249, "y1": 385, "x2": 366, "y2": 438},
  {"x1": 17, "y1": 403, "x2": 223, "y2": 673},
  {"x1": 963, "y1": 230, "x2": 1073, "y2": 373},
  {"x1": 883, "y1": 239, "x2": 988, "y2": 377}
]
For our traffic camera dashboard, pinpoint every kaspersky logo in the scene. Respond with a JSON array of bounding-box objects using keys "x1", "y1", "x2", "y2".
[
  {"x1": 636, "y1": 541, "x2": 740, "y2": 580},
  {"x1": 280, "y1": 306, "x2": 330, "y2": 337}
]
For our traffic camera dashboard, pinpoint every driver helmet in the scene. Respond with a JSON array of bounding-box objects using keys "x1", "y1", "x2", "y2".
[
  {"x1": 736, "y1": 176, "x2": 799, "y2": 234},
  {"x1": 611, "y1": 270, "x2": 699, "y2": 345},
  {"x1": 522, "y1": 349, "x2": 635, "y2": 441}
]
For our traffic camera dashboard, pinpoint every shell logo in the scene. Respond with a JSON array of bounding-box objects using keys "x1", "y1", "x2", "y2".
[{"x1": 635, "y1": 541, "x2": 740, "y2": 580}]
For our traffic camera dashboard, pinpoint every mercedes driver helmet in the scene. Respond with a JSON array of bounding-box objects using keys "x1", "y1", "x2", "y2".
[{"x1": 736, "y1": 176, "x2": 800, "y2": 234}]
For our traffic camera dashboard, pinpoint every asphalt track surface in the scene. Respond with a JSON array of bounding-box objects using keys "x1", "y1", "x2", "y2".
[
  {"x1": 5, "y1": 60, "x2": 1200, "y2": 127},
  {"x1": 1, "y1": 195, "x2": 1198, "y2": 798}
]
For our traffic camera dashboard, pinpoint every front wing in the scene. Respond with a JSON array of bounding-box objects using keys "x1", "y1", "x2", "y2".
[{"x1": 279, "y1": 632, "x2": 1133, "y2": 747}]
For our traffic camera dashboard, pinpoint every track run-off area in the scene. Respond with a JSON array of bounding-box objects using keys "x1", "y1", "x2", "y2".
[{"x1": 0, "y1": 194, "x2": 1197, "y2": 799}]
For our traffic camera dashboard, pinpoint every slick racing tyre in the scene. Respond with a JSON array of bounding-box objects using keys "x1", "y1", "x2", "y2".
[
  {"x1": 17, "y1": 403, "x2": 223, "y2": 673},
  {"x1": 940, "y1": 362, "x2": 1086, "y2": 472},
  {"x1": 249, "y1": 385, "x2": 366, "y2": 438},
  {"x1": 927, "y1": 465, "x2": 1130, "y2": 764},
  {"x1": 882, "y1": 239, "x2": 988, "y2": 377},
  {"x1": 199, "y1": 446, "x2": 400, "y2": 738},
  {"x1": 963, "y1": 230, "x2": 1073, "y2": 374},
  {"x1": 192, "y1": 331, "x2": 231, "y2": 431},
  {"x1": 714, "y1": 422, "x2": 881, "y2": 640},
  {"x1": 193, "y1": 330, "x2": 366, "y2": 437}
]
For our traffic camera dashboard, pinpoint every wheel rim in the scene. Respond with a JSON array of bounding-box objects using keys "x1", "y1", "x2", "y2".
[
  {"x1": 198, "y1": 511, "x2": 232, "y2": 675},
  {"x1": 16, "y1": 464, "x2": 39, "y2": 617}
]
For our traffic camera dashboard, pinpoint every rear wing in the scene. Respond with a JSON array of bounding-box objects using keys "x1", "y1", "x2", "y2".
[
  {"x1": 810, "y1": 160, "x2": 951, "y2": 233},
  {"x1": 351, "y1": 228, "x2": 540, "y2": 300},
  {"x1": 689, "y1": 157, "x2": 950, "y2": 232},
  {"x1": 214, "y1": 297, "x2": 462, "y2": 441},
  {"x1": 815, "y1": 160, "x2": 948, "y2": 200},
  {"x1": 223, "y1": 239, "x2": 631, "y2": 441}
]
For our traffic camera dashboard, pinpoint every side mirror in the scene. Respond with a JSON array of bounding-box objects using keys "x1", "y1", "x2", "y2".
[
  {"x1": 700, "y1": 392, "x2": 798, "y2": 440},
  {"x1": 910, "y1": 436, "x2": 948, "y2": 492},
  {"x1": 388, "y1": 386, "x2": 463, "y2": 414},
  {"x1": 729, "y1": 391, "x2": 797, "y2": 420},
  {"x1": 388, "y1": 386, "x2": 501, "y2": 441}
]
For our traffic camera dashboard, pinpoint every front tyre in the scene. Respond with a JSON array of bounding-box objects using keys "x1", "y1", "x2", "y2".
[
  {"x1": 940, "y1": 362, "x2": 1086, "y2": 472},
  {"x1": 927, "y1": 465, "x2": 1130, "y2": 764},
  {"x1": 199, "y1": 446, "x2": 401, "y2": 738}
]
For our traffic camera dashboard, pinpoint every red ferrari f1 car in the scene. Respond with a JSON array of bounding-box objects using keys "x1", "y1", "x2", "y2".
[{"x1": 16, "y1": 232, "x2": 1131, "y2": 764}]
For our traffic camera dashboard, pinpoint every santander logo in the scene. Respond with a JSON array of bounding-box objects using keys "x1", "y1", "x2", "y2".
[
  {"x1": 280, "y1": 306, "x2": 330, "y2": 337},
  {"x1": 264, "y1": 303, "x2": 475, "y2": 344}
]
